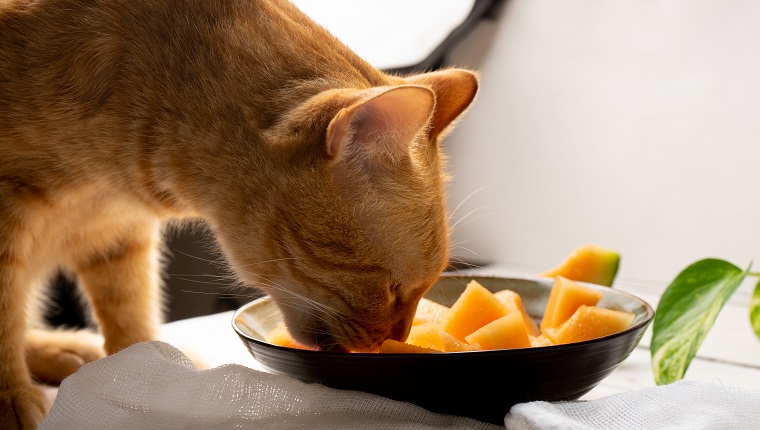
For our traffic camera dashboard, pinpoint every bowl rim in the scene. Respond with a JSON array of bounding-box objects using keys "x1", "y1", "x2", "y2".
[{"x1": 231, "y1": 273, "x2": 655, "y2": 356}]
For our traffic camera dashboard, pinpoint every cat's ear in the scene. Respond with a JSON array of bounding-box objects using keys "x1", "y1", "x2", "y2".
[
  {"x1": 404, "y1": 69, "x2": 479, "y2": 142},
  {"x1": 326, "y1": 85, "x2": 435, "y2": 165}
]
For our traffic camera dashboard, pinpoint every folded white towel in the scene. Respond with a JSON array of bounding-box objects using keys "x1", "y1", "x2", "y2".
[
  {"x1": 41, "y1": 341, "x2": 499, "y2": 430},
  {"x1": 506, "y1": 379, "x2": 760, "y2": 430}
]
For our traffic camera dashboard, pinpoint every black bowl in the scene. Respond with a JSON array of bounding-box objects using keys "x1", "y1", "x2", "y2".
[{"x1": 232, "y1": 273, "x2": 654, "y2": 425}]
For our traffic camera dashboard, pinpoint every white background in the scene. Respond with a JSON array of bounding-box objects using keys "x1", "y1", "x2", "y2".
[{"x1": 440, "y1": 0, "x2": 760, "y2": 296}]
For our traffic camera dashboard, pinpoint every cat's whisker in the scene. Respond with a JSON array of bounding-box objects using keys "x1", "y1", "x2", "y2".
[
  {"x1": 218, "y1": 293, "x2": 257, "y2": 300},
  {"x1": 450, "y1": 256, "x2": 481, "y2": 269},
  {"x1": 240, "y1": 271, "x2": 350, "y2": 321},
  {"x1": 447, "y1": 257, "x2": 483, "y2": 270},
  {"x1": 246, "y1": 276, "x2": 347, "y2": 323},
  {"x1": 277, "y1": 303, "x2": 325, "y2": 322},
  {"x1": 449, "y1": 240, "x2": 480, "y2": 255},
  {"x1": 449, "y1": 185, "x2": 488, "y2": 220},
  {"x1": 235, "y1": 257, "x2": 299, "y2": 268},
  {"x1": 449, "y1": 237, "x2": 476, "y2": 247},
  {"x1": 168, "y1": 273, "x2": 234, "y2": 279},
  {"x1": 277, "y1": 299, "x2": 345, "y2": 326},
  {"x1": 275, "y1": 306, "x2": 344, "y2": 336},
  {"x1": 176, "y1": 290, "x2": 254, "y2": 300},
  {"x1": 449, "y1": 206, "x2": 493, "y2": 231},
  {"x1": 169, "y1": 249, "x2": 229, "y2": 268},
  {"x1": 174, "y1": 278, "x2": 237, "y2": 287}
]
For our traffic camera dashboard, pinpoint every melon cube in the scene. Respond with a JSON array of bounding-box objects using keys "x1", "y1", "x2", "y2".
[
  {"x1": 440, "y1": 280, "x2": 509, "y2": 341},
  {"x1": 407, "y1": 322, "x2": 480, "y2": 352},
  {"x1": 407, "y1": 322, "x2": 446, "y2": 351},
  {"x1": 543, "y1": 305, "x2": 635, "y2": 345},
  {"x1": 540, "y1": 276, "x2": 604, "y2": 332},
  {"x1": 412, "y1": 298, "x2": 450, "y2": 326},
  {"x1": 540, "y1": 243, "x2": 620, "y2": 287},
  {"x1": 440, "y1": 331, "x2": 481, "y2": 352},
  {"x1": 494, "y1": 289, "x2": 540, "y2": 336},
  {"x1": 379, "y1": 339, "x2": 438, "y2": 354},
  {"x1": 464, "y1": 312, "x2": 531, "y2": 350},
  {"x1": 529, "y1": 335, "x2": 554, "y2": 348}
]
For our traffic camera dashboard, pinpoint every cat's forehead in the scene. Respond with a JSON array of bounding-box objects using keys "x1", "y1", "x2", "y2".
[{"x1": 359, "y1": 194, "x2": 449, "y2": 285}]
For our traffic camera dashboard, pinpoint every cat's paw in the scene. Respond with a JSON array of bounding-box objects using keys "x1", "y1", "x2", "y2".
[
  {"x1": 25, "y1": 328, "x2": 106, "y2": 384},
  {"x1": 0, "y1": 383, "x2": 48, "y2": 430}
]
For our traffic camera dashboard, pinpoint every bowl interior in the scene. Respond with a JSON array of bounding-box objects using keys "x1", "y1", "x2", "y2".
[{"x1": 232, "y1": 273, "x2": 654, "y2": 424}]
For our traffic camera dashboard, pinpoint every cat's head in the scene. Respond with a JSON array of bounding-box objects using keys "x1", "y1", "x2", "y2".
[{"x1": 216, "y1": 69, "x2": 478, "y2": 352}]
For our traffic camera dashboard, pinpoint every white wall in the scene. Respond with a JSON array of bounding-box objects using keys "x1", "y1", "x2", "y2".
[{"x1": 442, "y1": 0, "x2": 760, "y2": 293}]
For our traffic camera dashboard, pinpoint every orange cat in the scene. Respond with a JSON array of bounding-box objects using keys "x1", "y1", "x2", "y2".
[{"x1": 0, "y1": 0, "x2": 477, "y2": 427}]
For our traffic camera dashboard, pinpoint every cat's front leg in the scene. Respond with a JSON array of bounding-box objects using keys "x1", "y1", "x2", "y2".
[
  {"x1": 0, "y1": 383, "x2": 48, "y2": 430},
  {"x1": 75, "y1": 220, "x2": 165, "y2": 354},
  {"x1": 0, "y1": 337, "x2": 48, "y2": 430},
  {"x1": 0, "y1": 252, "x2": 49, "y2": 428}
]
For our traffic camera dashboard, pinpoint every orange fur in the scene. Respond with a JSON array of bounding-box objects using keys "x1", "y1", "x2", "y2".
[{"x1": 0, "y1": 0, "x2": 478, "y2": 427}]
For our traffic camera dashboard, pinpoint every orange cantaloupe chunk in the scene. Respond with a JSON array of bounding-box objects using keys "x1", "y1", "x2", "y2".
[
  {"x1": 465, "y1": 312, "x2": 531, "y2": 350},
  {"x1": 412, "y1": 298, "x2": 450, "y2": 326},
  {"x1": 440, "y1": 331, "x2": 481, "y2": 352},
  {"x1": 540, "y1": 243, "x2": 620, "y2": 287},
  {"x1": 529, "y1": 334, "x2": 554, "y2": 348},
  {"x1": 266, "y1": 322, "x2": 317, "y2": 351},
  {"x1": 440, "y1": 280, "x2": 509, "y2": 341},
  {"x1": 380, "y1": 339, "x2": 439, "y2": 354},
  {"x1": 407, "y1": 322, "x2": 447, "y2": 351},
  {"x1": 493, "y1": 289, "x2": 540, "y2": 337},
  {"x1": 542, "y1": 305, "x2": 635, "y2": 345},
  {"x1": 406, "y1": 322, "x2": 480, "y2": 352},
  {"x1": 540, "y1": 276, "x2": 604, "y2": 332}
]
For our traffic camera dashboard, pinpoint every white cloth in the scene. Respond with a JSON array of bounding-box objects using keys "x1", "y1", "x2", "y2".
[
  {"x1": 506, "y1": 380, "x2": 760, "y2": 430},
  {"x1": 41, "y1": 341, "x2": 760, "y2": 429},
  {"x1": 40, "y1": 341, "x2": 499, "y2": 430}
]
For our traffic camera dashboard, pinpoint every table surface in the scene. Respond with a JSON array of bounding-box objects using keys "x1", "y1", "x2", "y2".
[{"x1": 43, "y1": 273, "x2": 760, "y2": 424}]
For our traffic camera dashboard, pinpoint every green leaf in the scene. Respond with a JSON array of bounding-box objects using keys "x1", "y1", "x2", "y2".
[
  {"x1": 651, "y1": 258, "x2": 750, "y2": 385},
  {"x1": 751, "y1": 277, "x2": 760, "y2": 340}
]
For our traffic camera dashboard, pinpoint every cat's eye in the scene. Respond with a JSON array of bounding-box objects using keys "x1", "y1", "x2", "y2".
[
  {"x1": 390, "y1": 281, "x2": 402, "y2": 295},
  {"x1": 390, "y1": 281, "x2": 427, "y2": 305},
  {"x1": 389, "y1": 281, "x2": 407, "y2": 304}
]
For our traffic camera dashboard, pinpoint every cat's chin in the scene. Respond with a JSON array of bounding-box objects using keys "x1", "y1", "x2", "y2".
[
  {"x1": 318, "y1": 344, "x2": 379, "y2": 354},
  {"x1": 304, "y1": 322, "x2": 373, "y2": 353},
  {"x1": 284, "y1": 316, "x2": 382, "y2": 353},
  {"x1": 316, "y1": 342, "x2": 351, "y2": 354},
  {"x1": 313, "y1": 336, "x2": 382, "y2": 354}
]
